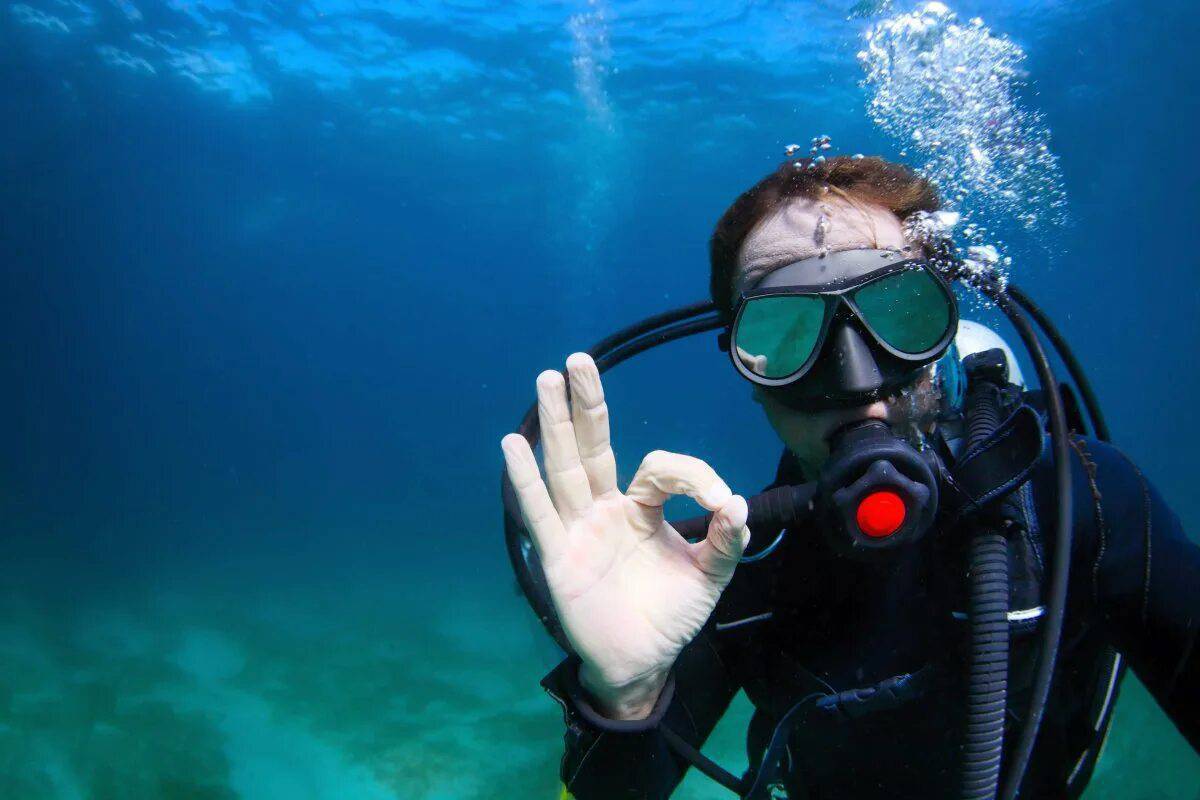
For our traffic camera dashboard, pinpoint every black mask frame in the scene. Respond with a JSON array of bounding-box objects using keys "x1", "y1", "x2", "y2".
[{"x1": 726, "y1": 252, "x2": 959, "y2": 388}]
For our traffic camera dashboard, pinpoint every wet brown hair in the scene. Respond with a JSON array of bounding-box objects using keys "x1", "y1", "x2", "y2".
[{"x1": 709, "y1": 156, "x2": 940, "y2": 317}]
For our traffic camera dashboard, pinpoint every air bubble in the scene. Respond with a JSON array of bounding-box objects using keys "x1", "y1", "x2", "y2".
[{"x1": 859, "y1": 3, "x2": 1068, "y2": 283}]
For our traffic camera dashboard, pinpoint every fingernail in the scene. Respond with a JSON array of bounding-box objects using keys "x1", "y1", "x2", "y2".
[
  {"x1": 566, "y1": 352, "x2": 594, "y2": 371},
  {"x1": 536, "y1": 370, "x2": 564, "y2": 390},
  {"x1": 501, "y1": 433, "x2": 526, "y2": 457},
  {"x1": 727, "y1": 495, "x2": 748, "y2": 527}
]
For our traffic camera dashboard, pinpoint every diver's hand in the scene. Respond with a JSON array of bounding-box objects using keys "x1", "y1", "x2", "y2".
[{"x1": 502, "y1": 353, "x2": 750, "y2": 720}]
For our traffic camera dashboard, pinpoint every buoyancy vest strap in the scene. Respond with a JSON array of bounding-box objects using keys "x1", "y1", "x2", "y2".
[{"x1": 944, "y1": 403, "x2": 1045, "y2": 518}]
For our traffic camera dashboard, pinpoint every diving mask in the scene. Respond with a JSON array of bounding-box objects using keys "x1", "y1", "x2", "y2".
[{"x1": 723, "y1": 249, "x2": 959, "y2": 410}]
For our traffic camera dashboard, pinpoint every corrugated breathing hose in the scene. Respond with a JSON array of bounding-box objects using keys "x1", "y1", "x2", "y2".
[{"x1": 960, "y1": 372, "x2": 1010, "y2": 800}]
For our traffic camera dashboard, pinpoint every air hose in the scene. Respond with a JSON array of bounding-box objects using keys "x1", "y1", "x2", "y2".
[{"x1": 960, "y1": 361, "x2": 1012, "y2": 800}]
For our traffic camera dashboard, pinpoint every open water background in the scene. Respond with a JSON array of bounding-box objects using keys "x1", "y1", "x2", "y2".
[{"x1": 1, "y1": 1, "x2": 1198, "y2": 797}]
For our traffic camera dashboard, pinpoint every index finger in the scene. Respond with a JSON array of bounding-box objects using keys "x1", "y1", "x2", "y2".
[{"x1": 626, "y1": 451, "x2": 733, "y2": 511}]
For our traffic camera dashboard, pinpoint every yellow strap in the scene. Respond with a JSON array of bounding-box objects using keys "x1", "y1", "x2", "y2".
[{"x1": 558, "y1": 784, "x2": 574, "y2": 800}]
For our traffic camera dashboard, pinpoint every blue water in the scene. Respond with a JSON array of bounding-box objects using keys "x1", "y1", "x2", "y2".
[{"x1": 1, "y1": 1, "x2": 1198, "y2": 798}]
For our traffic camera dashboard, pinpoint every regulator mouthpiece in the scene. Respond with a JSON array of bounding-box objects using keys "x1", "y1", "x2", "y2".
[{"x1": 818, "y1": 420, "x2": 940, "y2": 553}]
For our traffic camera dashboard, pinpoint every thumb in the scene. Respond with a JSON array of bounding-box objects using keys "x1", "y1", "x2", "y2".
[{"x1": 692, "y1": 495, "x2": 750, "y2": 581}]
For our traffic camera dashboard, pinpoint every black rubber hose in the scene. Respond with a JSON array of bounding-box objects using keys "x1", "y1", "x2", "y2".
[
  {"x1": 660, "y1": 725, "x2": 747, "y2": 795},
  {"x1": 960, "y1": 379, "x2": 1010, "y2": 800},
  {"x1": 1005, "y1": 284, "x2": 1110, "y2": 442},
  {"x1": 587, "y1": 300, "x2": 718, "y2": 358},
  {"x1": 593, "y1": 314, "x2": 725, "y2": 373},
  {"x1": 986, "y1": 290, "x2": 1074, "y2": 800},
  {"x1": 963, "y1": 533, "x2": 1010, "y2": 799}
]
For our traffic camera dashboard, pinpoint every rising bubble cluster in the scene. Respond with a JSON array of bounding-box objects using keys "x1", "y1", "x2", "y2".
[
  {"x1": 785, "y1": 133, "x2": 833, "y2": 169},
  {"x1": 859, "y1": 2, "x2": 1067, "y2": 279},
  {"x1": 569, "y1": 1, "x2": 615, "y2": 132}
]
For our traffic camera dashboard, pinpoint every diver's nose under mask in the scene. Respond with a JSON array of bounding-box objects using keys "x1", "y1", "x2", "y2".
[{"x1": 722, "y1": 248, "x2": 959, "y2": 410}]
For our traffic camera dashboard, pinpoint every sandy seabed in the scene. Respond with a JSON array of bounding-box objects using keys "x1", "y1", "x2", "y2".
[{"x1": 0, "y1": 569, "x2": 1195, "y2": 800}]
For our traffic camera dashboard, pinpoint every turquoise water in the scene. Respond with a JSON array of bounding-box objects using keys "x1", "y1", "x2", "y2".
[
  {"x1": 2, "y1": 1, "x2": 1199, "y2": 798},
  {"x1": 3, "y1": 572, "x2": 1197, "y2": 798}
]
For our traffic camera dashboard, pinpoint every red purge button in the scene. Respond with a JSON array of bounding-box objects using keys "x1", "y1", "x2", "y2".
[{"x1": 856, "y1": 490, "x2": 907, "y2": 538}]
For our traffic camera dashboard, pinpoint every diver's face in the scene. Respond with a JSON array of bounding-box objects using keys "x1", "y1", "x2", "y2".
[{"x1": 734, "y1": 195, "x2": 928, "y2": 474}]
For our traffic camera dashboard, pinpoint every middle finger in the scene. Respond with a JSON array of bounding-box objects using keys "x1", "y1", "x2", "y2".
[
  {"x1": 537, "y1": 368, "x2": 594, "y2": 522},
  {"x1": 566, "y1": 352, "x2": 618, "y2": 498}
]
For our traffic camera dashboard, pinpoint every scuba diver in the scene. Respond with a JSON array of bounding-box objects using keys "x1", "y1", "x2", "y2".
[{"x1": 499, "y1": 156, "x2": 1199, "y2": 799}]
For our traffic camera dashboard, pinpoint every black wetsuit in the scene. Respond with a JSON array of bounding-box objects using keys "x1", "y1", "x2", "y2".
[{"x1": 541, "y1": 436, "x2": 1200, "y2": 799}]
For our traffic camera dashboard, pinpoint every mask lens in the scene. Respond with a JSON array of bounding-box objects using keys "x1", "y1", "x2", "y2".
[
  {"x1": 852, "y1": 269, "x2": 952, "y2": 354},
  {"x1": 734, "y1": 295, "x2": 826, "y2": 378}
]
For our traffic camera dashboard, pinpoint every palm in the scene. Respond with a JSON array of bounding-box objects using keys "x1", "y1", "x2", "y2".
[{"x1": 502, "y1": 353, "x2": 749, "y2": 696}]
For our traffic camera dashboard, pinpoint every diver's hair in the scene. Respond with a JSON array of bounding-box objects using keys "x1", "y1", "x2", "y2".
[{"x1": 709, "y1": 156, "x2": 940, "y2": 317}]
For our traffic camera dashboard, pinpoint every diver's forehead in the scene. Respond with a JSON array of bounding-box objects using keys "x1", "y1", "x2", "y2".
[
  {"x1": 755, "y1": 248, "x2": 910, "y2": 289},
  {"x1": 734, "y1": 195, "x2": 910, "y2": 293}
]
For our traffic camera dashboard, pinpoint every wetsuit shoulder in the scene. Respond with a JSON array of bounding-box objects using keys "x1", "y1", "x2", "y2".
[{"x1": 1030, "y1": 436, "x2": 1199, "y2": 750}]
